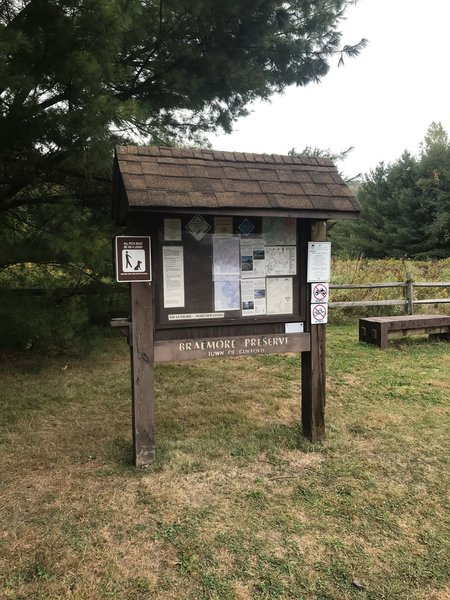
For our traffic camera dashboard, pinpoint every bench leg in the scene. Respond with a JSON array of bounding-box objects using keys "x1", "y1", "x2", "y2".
[
  {"x1": 359, "y1": 321, "x2": 384, "y2": 348},
  {"x1": 379, "y1": 324, "x2": 389, "y2": 349}
]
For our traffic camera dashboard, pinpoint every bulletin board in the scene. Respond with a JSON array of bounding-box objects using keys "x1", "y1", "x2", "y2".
[{"x1": 152, "y1": 213, "x2": 307, "y2": 332}]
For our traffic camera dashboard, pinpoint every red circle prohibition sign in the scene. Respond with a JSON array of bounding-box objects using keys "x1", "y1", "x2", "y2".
[
  {"x1": 312, "y1": 304, "x2": 327, "y2": 322},
  {"x1": 313, "y1": 283, "x2": 328, "y2": 301}
]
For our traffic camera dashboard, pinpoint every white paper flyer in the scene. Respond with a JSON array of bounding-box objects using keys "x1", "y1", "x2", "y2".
[
  {"x1": 266, "y1": 277, "x2": 293, "y2": 315},
  {"x1": 163, "y1": 246, "x2": 185, "y2": 308}
]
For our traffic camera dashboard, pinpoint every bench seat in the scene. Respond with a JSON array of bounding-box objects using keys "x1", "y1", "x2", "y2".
[{"x1": 359, "y1": 315, "x2": 450, "y2": 349}]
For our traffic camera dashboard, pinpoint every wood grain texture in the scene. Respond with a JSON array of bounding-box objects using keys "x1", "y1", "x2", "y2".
[
  {"x1": 154, "y1": 332, "x2": 310, "y2": 362},
  {"x1": 359, "y1": 315, "x2": 450, "y2": 349},
  {"x1": 130, "y1": 282, "x2": 156, "y2": 466},
  {"x1": 301, "y1": 325, "x2": 326, "y2": 441},
  {"x1": 301, "y1": 220, "x2": 327, "y2": 442}
]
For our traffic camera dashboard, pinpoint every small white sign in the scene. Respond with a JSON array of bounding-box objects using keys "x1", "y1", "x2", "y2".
[
  {"x1": 311, "y1": 303, "x2": 328, "y2": 325},
  {"x1": 311, "y1": 282, "x2": 329, "y2": 304},
  {"x1": 285, "y1": 322, "x2": 304, "y2": 333},
  {"x1": 168, "y1": 312, "x2": 225, "y2": 321},
  {"x1": 307, "y1": 242, "x2": 331, "y2": 282}
]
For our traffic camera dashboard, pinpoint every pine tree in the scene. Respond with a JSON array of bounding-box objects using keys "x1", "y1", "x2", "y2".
[
  {"x1": 0, "y1": 0, "x2": 366, "y2": 347},
  {"x1": 330, "y1": 123, "x2": 450, "y2": 259}
]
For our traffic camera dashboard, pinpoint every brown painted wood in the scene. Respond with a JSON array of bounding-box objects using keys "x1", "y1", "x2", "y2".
[
  {"x1": 361, "y1": 315, "x2": 450, "y2": 327},
  {"x1": 359, "y1": 315, "x2": 450, "y2": 348},
  {"x1": 301, "y1": 220, "x2": 327, "y2": 442},
  {"x1": 301, "y1": 325, "x2": 326, "y2": 441},
  {"x1": 389, "y1": 326, "x2": 450, "y2": 338},
  {"x1": 121, "y1": 212, "x2": 328, "y2": 459},
  {"x1": 154, "y1": 332, "x2": 310, "y2": 362},
  {"x1": 130, "y1": 282, "x2": 156, "y2": 466},
  {"x1": 156, "y1": 321, "x2": 298, "y2": 341}
]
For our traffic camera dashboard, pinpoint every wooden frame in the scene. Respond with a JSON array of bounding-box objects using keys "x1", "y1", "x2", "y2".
[
  {"x1": 118, "y1": 213, "x2": 327, "y2": 465},
  {"x1": 112, "y1": 146, "x2": 361, "y2": 467},
  {"x1": 150, "y1": 213, "x2": 308, "y2": 336}
]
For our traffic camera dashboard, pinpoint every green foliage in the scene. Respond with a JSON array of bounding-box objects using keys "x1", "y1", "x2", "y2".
[
  {"x1": 289, "y1": 144, "x2": 354, "y2": 166},
  {"x1": 289, "y1": 144, "x2": 360, "y2": 183},
  {"x1": 331, "y1": 122, "x2": 450, "y2": 258},
  {"x1": 1, "y1": 0, "x2": 366, "y2": 215},
  {"x1": 0, "y1": 0, "x2": 365, "y2": 349},
  {"x1": 0, "y1": 287, "x2": 127, "y2": 352}
]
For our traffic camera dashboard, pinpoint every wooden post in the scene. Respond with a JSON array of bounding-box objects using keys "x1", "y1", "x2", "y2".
[
  {"x1": 130, "y1": 281, "x2": 156, "y2": 466},
  {"x1": 405, "y1": 272, "x2": 414, "y2": 315},
  {"x1": 301, "y1": 220, "x2": 327, "y2": 442}
]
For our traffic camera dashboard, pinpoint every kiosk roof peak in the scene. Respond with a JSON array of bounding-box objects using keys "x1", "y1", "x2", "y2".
[{"x1": 113, "y1": 145, "x2": 360, "y2": 224}]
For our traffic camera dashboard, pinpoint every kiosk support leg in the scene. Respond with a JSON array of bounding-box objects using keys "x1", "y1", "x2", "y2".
[
  {"x1": 130, "y1": 282, "x2": 155, "y2": 466},
  {"x1": 301, "y1": 221, "x2": 326, "y2": 442}
]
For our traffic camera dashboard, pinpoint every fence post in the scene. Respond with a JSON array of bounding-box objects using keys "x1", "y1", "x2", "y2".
[{"x1": 405, "y1": 272, "x2": 414, "y2": 315}]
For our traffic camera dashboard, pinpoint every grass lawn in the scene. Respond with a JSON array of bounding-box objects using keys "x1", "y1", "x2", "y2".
[{"x1": 0, "y1": 325, "x2": 449, "y2": 599}]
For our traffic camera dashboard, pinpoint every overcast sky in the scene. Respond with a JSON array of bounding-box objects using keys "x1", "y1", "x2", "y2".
[{"x1": 208, "y1": 0, "x2": 450, "y2": 179}]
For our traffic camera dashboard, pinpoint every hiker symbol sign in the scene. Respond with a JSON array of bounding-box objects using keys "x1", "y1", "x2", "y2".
[{"x1": 115, "y1": 236, "x2": 152, "y2": 282}]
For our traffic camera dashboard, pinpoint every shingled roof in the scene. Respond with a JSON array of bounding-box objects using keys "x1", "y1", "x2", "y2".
[{"x1": 113, "y1": 145, "x2": 360, "y2": 224}]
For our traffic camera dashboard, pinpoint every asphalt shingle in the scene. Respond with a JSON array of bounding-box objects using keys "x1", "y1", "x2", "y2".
[{"x1": 113, "y1": 146, "x2": 360, "y2": 222}]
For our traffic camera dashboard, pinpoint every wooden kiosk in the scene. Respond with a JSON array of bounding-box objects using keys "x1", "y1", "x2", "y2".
[{"x1": 112, "y1": 146, "x2": 360, "y2": 466}]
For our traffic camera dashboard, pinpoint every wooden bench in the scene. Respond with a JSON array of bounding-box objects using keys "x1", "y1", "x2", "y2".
[{"x1": 359, "y1": 315, "x2": 450, "y2": 349}]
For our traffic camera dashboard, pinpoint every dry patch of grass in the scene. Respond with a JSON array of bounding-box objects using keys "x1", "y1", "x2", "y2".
[{"x1": 0, "y1": 329, "x2": 449, "y2": 599}]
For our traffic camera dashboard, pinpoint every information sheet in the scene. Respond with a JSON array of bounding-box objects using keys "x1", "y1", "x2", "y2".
[
  {"x1": 241, "y1": 278, "x2": 266, "y2": 316},
  {"x1": 252, "y1": 243, "x2": 266, "y2": 277},
  {"x1": 307, "y1": 242, "x2": 331, "y2": 282},
  {"x1": 163, "y1": 246, "x2": 185, "y2": 308},
  {"x1": 214, "y1": 216, "x2": 233, "y2": 234},
  {"x1": 213, "y1": 235, "x2": 240, "y2": 281},
  {"x1": 240, "y1": 239, "x2": 254, "y2": 278},
  {"x1": 262, "y1": 217, "x2": 296, "y2": 246},
  {"x1": 214, "y1": 280, "x2": 240, "y2": 311},
  {"x1": 266, "y1": 277, "x2": 293, "y2": 315},
  {"x1": 240, "y1": 238, "x2": 266, "y2": 278},
  {"x1": 265, "y1": 246, "x2": 296, "y2": 276}
]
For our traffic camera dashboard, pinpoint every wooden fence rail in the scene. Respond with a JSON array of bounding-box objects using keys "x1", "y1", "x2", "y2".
[
  {"x1": 329, "y1": 273, "x2": 450, "y2": 315},
  {"x1": 1, "y1": 277, "x2": 449, "y2": 316}
]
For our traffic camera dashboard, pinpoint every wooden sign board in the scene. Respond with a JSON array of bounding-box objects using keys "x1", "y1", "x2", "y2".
[
  {"x1": 118, "y1": 214, "x2": 327, "y2": 466},
  {"x1": 154, "y1": 332, "x2": 310, "y2": 362},
  {"x1": 115, "y1": 236, "x2": 151, "y2": 282}
]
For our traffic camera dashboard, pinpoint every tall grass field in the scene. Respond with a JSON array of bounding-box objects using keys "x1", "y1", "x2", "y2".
[{"x1": 330, "y1": 257, "x2": 450, "y2": 319}]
